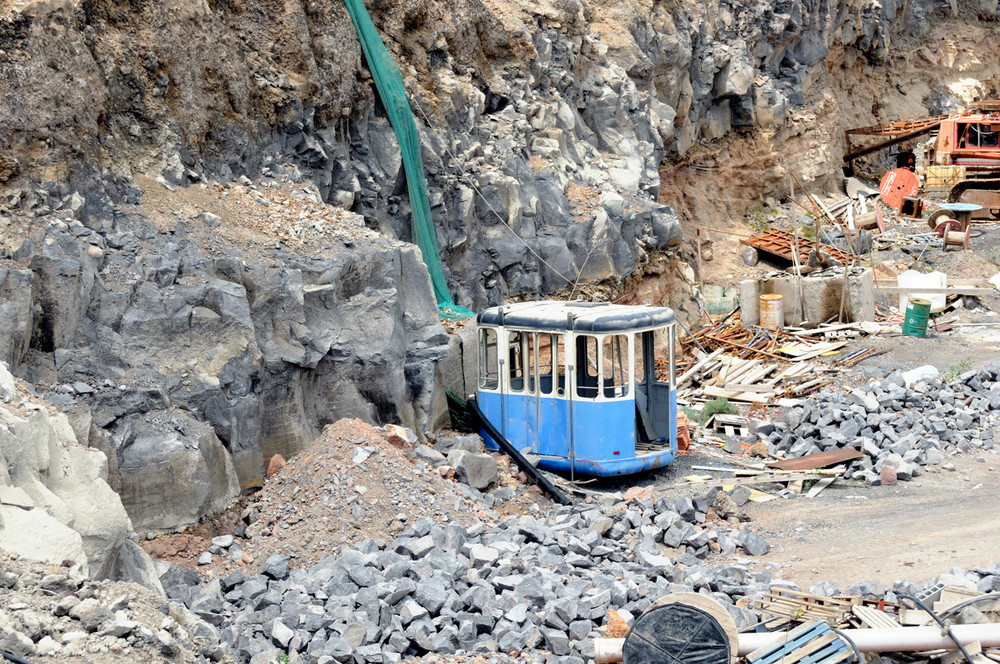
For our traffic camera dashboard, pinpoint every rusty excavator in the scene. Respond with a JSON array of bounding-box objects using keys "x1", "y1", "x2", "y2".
[{"x1": 845, "y1": 100, "x2": 1000, "y2": 220}]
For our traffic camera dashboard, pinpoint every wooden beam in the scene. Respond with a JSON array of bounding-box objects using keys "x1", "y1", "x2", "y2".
[{"x1": 874, "y1": 286, "x2": 994, "y2": 295}]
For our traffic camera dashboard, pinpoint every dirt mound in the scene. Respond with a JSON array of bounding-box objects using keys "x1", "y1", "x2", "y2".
[
  {"x1": 144, "y1": 418, "x2": 545, "y2": 578},
  {"x1": 240, "y1": 419, "x2": 484, "y2": 569},
  {"x1": 934, "y1": 247, "x2": 999, "y2": 279}
]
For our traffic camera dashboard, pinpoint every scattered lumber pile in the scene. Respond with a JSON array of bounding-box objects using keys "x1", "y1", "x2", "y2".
[
  {"x1": 676, "y1": 315, "x2": 887, "y2": 405},
  {"x1": 756, "y1": 589, "x2": 859, "y2": 627},
  {"x1": 595, "y1": 583, "x2": 1000, "y2": 664},
  {"x1": 743, "y1": 584, "x2": 1000, "y2": 664},
  {"x1": 677, "y1": 351, "x2": 838, "y2": 404}
]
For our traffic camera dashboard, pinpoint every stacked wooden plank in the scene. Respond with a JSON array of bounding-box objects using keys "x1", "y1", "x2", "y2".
[
  {"x1": 679, "y1": 354, "x2": 837, "y2": 404},
  {"x1": 851, "y1": 605, "x2": 902, "y2": 629},
  {"x1": 756, "y1": 588, "x2": 858, "y2": 627}
]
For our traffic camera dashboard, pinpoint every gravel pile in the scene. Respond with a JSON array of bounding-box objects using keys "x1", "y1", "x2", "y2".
[
  {"x1": 145, "y1": 417, "x2": 549, "y2": 579},
  {"x1": 159, "y1": 486, "x2": 776, "y2": 664},
  {"x1": 759, "y1": 362, "x2": 1000, "y2": 484},
  {"x1": 235, "y1": 419, "x2": 534, "y2": 573},
  {"x1": 0, "y1": 554, "x2": 235, "y2": 663}
]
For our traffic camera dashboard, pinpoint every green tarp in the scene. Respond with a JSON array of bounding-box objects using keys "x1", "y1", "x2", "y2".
[{"x1": 343, "y1": 0, "x2": 473, "y2": 321}]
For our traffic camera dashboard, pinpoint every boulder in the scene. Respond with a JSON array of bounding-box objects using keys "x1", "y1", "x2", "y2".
[
  {"x1": 448, "y1": 450, "x2": 498, "y2": 490},
  {"x1": 0, "y1": 400, "x2": 161, "y2": 592},
  {"x1": 110, "y1": 410, "x2": 240, "y2": 535},
  {"x1": 0, "y1": 505, "x2": 88, "y2": 572}
]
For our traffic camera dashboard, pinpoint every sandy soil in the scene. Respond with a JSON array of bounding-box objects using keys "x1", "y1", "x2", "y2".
[{"x1": 746, "y1": 455, "x2": 1000, "y2": 589}]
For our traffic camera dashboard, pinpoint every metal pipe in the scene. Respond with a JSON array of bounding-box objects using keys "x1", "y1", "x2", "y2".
[{"x1": 593, "y1": 624, "x2": 1000, "y2": 663}]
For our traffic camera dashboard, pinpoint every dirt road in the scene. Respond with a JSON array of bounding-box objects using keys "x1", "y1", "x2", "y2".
[{"x1": 744, "y1": 456, "x2": 1000, "y2": 589}]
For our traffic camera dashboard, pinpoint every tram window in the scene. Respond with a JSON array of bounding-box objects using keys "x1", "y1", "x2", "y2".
[
  {"x1": 479, "y1": 328, "x2": 499, "y2": 390},
  {"x1": 603, "y1": 335, "x2": 629, "y2": 398},
  {"x1": 575, "y1": 335, "x2": 599, "y2": 399},
  {"x1": 634, "y1": 333, "x2": 646, "y2": 388},
  {"x1": 537, "y1": 334, "x2": 558, "y2": 396},
  {"x1": 653, "y1": 328, "x2": 672, "y2": 384},
  {"x1": 508, "y1": 332, "x2": 525, "y2": 392}
]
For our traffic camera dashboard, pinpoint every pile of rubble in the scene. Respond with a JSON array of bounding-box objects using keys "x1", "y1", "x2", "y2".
[
  {"x1": 0, "y1": 554, "x2": 234, "y2": 663},
  {"x1": 158, "y1": 485, "x2": 775, "y2": 664},
  {"x1": 147, "y1": 419, "x2": 526, "y2": 575},
  {"x1": 759, "y1": 362, "x2": 1000, "y2": 484}
]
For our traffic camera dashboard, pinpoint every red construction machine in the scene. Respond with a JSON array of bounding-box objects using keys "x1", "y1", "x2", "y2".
[{"x1": 845, "y1": 100, "x2": 1000, "y2": 220}]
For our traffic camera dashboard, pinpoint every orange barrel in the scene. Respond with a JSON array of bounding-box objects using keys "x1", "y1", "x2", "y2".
[{"x1": 759, "y1": 294, "x2": 783, "y2": 330}]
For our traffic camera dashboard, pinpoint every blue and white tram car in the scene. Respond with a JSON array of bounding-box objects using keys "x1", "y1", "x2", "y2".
[{"x1": 475, "y1": 300, "x2": 678, "y2": 477}]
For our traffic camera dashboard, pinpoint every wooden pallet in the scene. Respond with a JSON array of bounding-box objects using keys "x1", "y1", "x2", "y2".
[
  {"x1": 747, "y1": 620, "x2": 856, "y2": 664},
  {"x1": 757, "y1": 588, "x2": 858, "y2": 626},
  {"x1": 851, "y1": 605, "x2": 901, "y2": 629},
  {"x1": 708, "y1": 413, "x2": 753, "y2": 437}
]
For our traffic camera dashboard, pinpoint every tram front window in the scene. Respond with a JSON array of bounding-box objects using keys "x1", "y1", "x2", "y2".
[
  {"x1": 653, "y1": 328, "x2": 672, "y2": 384},
  {"x1": 479, "y1": 328, "x2": 499, "y2": 390}
]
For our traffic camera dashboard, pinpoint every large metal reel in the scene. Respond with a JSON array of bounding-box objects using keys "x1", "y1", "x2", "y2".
[{"x1": 622, "y1": 593, "x2": 739, "y2": 664}]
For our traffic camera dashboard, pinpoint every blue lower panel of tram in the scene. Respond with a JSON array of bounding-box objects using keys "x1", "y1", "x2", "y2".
[{"x1": 476, "y1": 391, "x2": 677, "y2": 477}]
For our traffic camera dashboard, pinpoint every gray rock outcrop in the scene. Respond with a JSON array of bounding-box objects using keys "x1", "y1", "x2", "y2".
[
  {"x1": 0, "y1": 362, "x2": 163, "y2": 594},
  {"x1": 0, "y1": 217, "x2": 448, "y2": 535}
]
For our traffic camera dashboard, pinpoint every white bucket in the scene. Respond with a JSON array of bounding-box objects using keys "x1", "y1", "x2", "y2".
[{"x1": 759, "y1": 293, "x2": 783, "y2": 329}]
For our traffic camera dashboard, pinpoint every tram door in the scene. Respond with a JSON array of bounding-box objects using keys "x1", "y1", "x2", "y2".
[
  {"x1": 636, "y1": 327, "x2": 674, "y2": 441},
  {"x1": 505, "y1": 331, "x2": 565, "y2": 456},
  {"x1": 532, "y1": 333, "x2": 565, "y2": 458}
]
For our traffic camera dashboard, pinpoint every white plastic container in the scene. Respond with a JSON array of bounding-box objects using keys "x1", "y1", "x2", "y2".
[{"x1": 897, "y1": 270, "x2": 947, "y2": 313}]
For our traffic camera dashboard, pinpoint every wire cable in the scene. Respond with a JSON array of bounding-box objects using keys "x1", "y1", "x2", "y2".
[
  {"x1": 897, "y1": 593, "x2": 976, "y2": 664},
  {"x1": 939, "y1": 592, "x2": 999, "y2": 620},
  {"x1": 0, "y1": 649, "x2": 35, "y2": 664},
  {"x1": 832, "y1": 627, "x2": 864, "y2": 664}
]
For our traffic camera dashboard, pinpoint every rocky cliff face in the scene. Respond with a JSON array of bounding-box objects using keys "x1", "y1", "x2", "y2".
[
  {"x1": 0, "y1": 362, "x2": 162, "y2": 593},
  {"x1": 1, "y1": 0, "x2": 999, "y2": 539},
  {"x1": 0, "y1": 194, "x2": 448, "y2": 535}
]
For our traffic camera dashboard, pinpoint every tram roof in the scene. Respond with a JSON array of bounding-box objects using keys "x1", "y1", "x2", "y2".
[{"x1": 477, "y1": 300, "x2": 676, "y2": 333}]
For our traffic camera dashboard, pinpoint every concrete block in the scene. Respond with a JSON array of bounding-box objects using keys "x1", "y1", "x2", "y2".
[
  {"x1": 801, "y1": 268, "x2": 875, "y2": 324},
  {"x1": 739, "y1": 280, "x2": 760, "y2": 326}
]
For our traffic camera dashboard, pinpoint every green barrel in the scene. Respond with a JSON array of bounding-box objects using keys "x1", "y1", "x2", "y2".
[{"x1": 902, "y1": 298, "x2": 931, "y2": 338}]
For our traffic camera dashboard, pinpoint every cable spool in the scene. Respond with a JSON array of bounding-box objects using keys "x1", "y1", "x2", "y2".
[
  {"x1": 621, "y1": 593, "x2": 738, "y2": 664},
  {"x1": 934, "y1": 219, "x2": 971, "y2": 250},
  {"x1": 927, "y1": 208, "x2": 955, "y2": 230}
]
